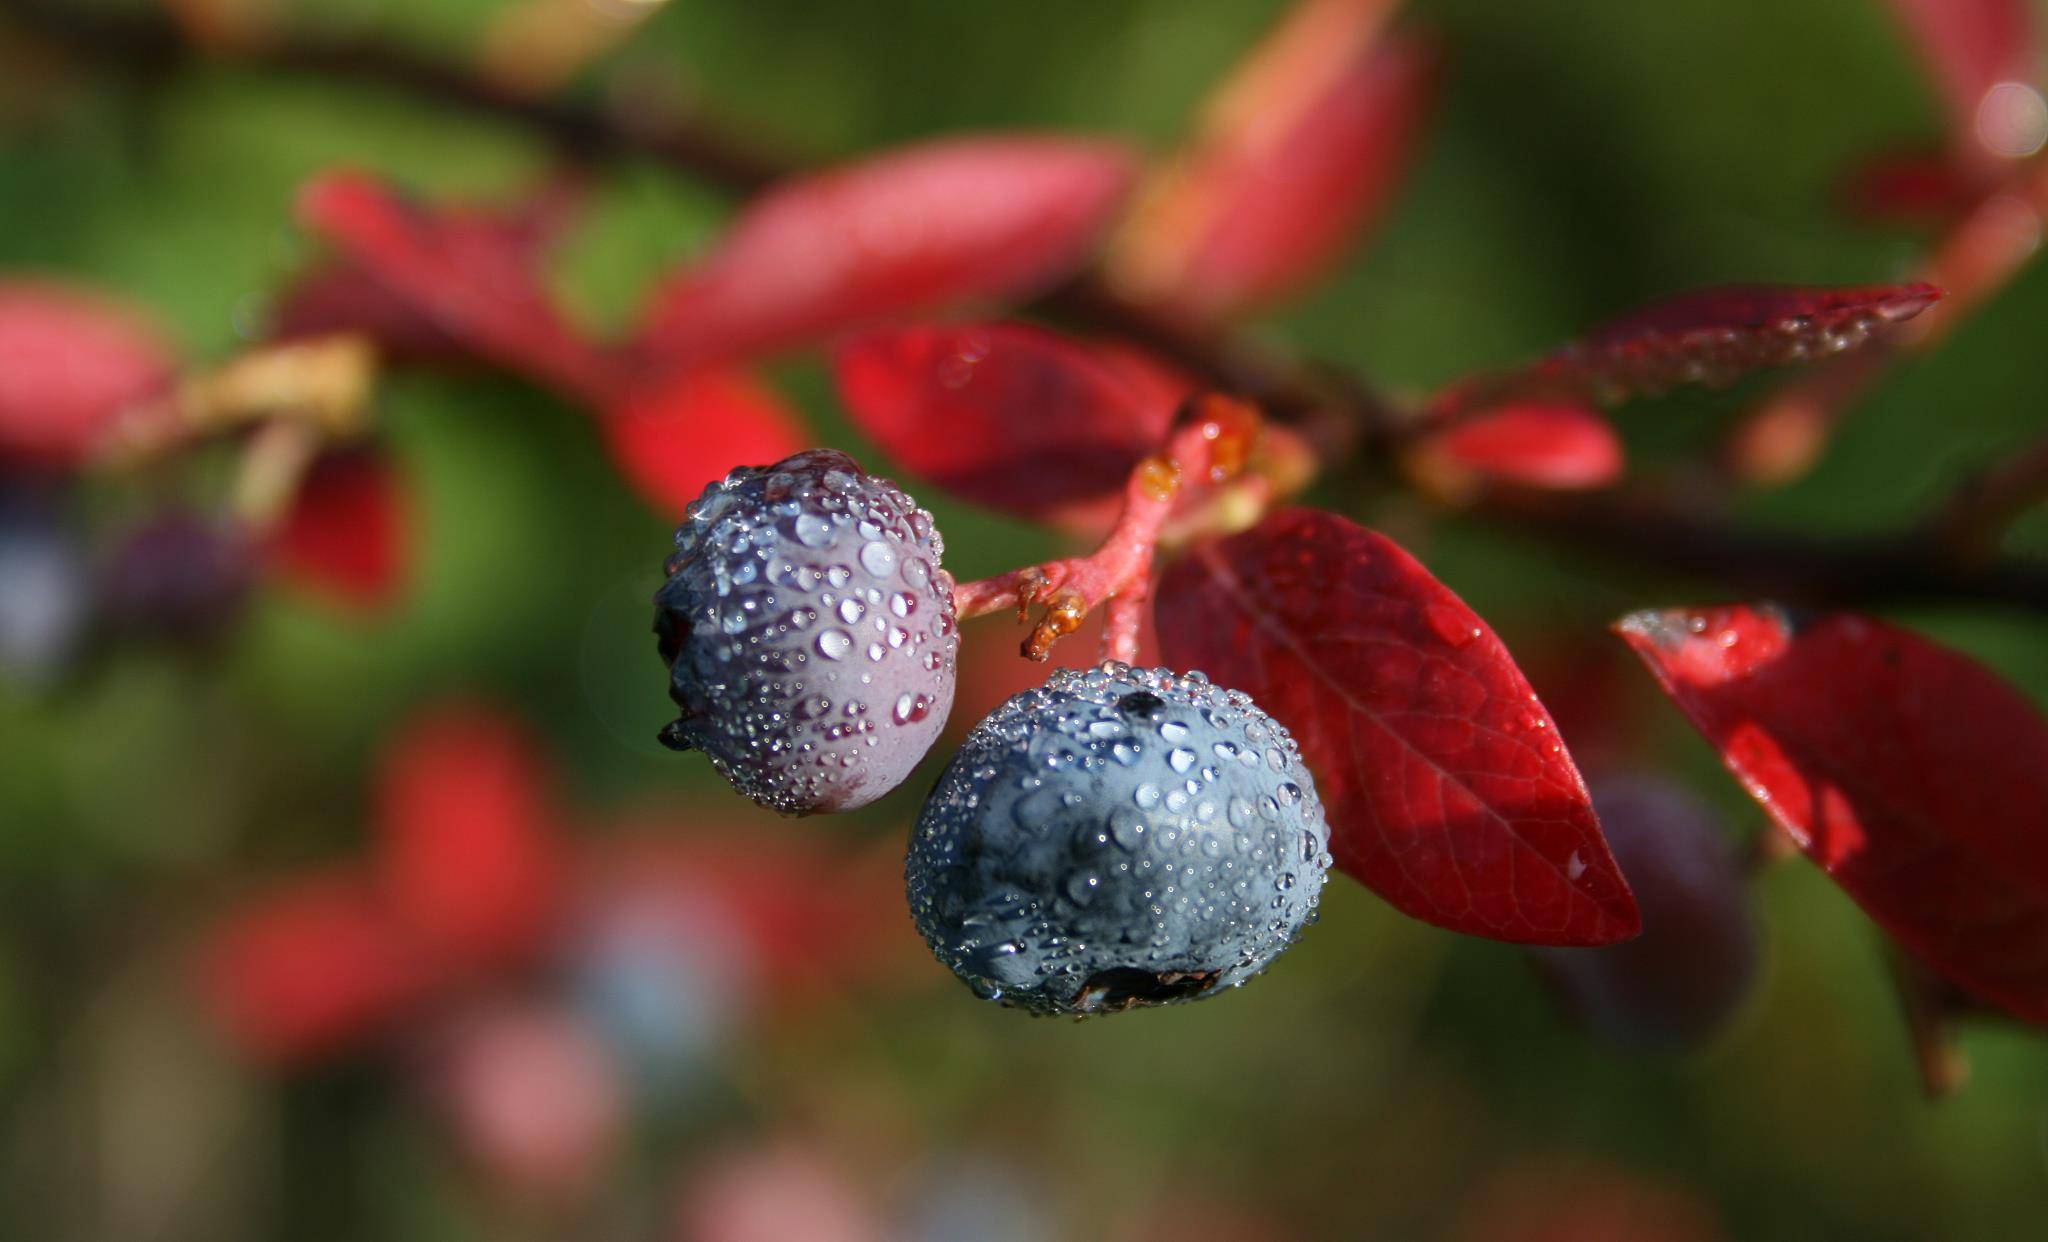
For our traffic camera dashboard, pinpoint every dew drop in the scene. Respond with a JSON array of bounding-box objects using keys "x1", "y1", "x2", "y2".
[{"x1": 817, "y1": 629, "x2": 852, "y2": 660}]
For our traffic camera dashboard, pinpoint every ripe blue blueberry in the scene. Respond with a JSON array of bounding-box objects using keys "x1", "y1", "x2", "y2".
[
  {"x1": 654, "y1": 449, "x2": 957, "y2": 815},
  {"x1": 907, "y1": 664, "x2": 1332, "y2": 1015}
]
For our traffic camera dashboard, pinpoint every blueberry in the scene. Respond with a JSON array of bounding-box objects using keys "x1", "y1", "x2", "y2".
[
  {"x1": 654, "y1": 449, "x2": 957, "y2": 815},
  {"x1": 98, "y1": 508, "x2": 257, "y2": 645},
  {"x1": 1530, "y1": 773, "x2": 1759, "y2": 1051},
  {"x1": 0, "y1": 478, "x2": 89, "y2": 686},
  {"x1": 907, "y1": 663, "x2": 1331, "y2": 1016}
]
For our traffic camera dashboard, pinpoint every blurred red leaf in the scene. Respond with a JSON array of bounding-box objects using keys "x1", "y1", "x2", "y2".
[
  {"x1": 1542, "y1": 282, "x2": 1942, "y2": 401},
  {"x1": 1617, "y1": 605, "x2": 2048, "y2": 1025},
  {"x1": 1417, "y1": 398, "x2": 1622, "y2": 491},
  {"x1": 632, "y1": 136, "x2": 1137, "y2": 369},
  {"x1": 1836, "y1": 149, "x2": 1988, "y2": 227},
  {"x1": 267, "y1": 448, "x2": 411, "y2": 612},
  {"x1": 832, "y1": 322, "x2": 1184, "y2": 523},
  {"x1": 1888, "y1": 0, "x2": 2039, "y2": 155},
  {"x1": 1157, "y1": 509, "x2": 1638, "y2": 945},
  {"x1": 601, "y1": 368, "x2": 809, "y2": 517},
  {"x1": 0, "y1": 279, "x2": 178, "y2": 469},
  {"x1": 274, "y1": 176, "x2": 584, "y2": 367},
  {"x1": 296, "y1": 171, "x2": 614, "y2": 402},
  {"x1": 200, "y1": 869, "x2": 426, "y2": 1066},
  {"x1": 375, "y1": 703, "x2": 562, "y2": 976},
  {"x1": 1111, "y1": 3, "x2": 1440, "y2": 320}
]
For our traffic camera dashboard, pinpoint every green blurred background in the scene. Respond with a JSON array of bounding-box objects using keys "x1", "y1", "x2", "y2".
[{"x1": 3, "y1": 0, "x2": 2047, "y2": 1238}]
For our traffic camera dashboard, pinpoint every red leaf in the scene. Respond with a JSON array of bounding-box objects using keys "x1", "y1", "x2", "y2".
[
  {"x1": 600, "y1": 368, "x2": 809, "y2": 516},
  {"x1": 0, "y1": 280, "x2": 177, "y2": 469},
  {"x1": 374, "y1": 702, "x2": 562, "y2": 976},
  {"x1": 274, "y1": 178, "x2": 583, "y2": 366},
  {"x1": 1887, "y1": 0, "x2": 2040, "y2": 156},
  {"x1": 632, "y1": 136, "x2": 1136, "y2": 368},
  {"x1": 1156, "y1": 509, "x2": 1639, "y2": 945},
  {"x1": 1542, "y1": 282, "x2": 1943, "y2": 401},
  {"x1": 832, "y1": 322, "x2": 1183, "y2": 523},
  {"x1": 1111, "y1": 5, "x2": 1440, "y2": 320},
  {"x1": 268, "y1": 448, "x2": 411, "y2": 612},
  {"x1": 1615, "y1": 604, "x2": 2048, "y2": 1025},
  {"x1": 1417, "y1": 399, "x2": 1622, "y2": 491},
  {"x1": 296, "y1": 172, "x2": 614, "y2": 402},
  {"x1": 1836, "y1": 149, "x2": 1988, "y2": 227},
  {"x1": 199, "y1": 869, "x2": 427, "y2": 1066}
]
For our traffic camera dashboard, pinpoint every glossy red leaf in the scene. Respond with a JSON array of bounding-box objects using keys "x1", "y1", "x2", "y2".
[
  {"x1": 1888, "y1": 0, "x2": 2040, "y2": 156},
  {"x1": 832, "y1": 322, "x2": 1183, "y2": 523},
  {"x1": 267, "y1": 448, "x2": 410, "y2": 612},
  {"x1": 1110, "y1": 4, "x2": 1440, "y2": 320},
  {"x1": 1542, "y1": 282, "x2": 1942, "y2": 401},
  {"x1": 601, "y1": 368, "x2": 809, "y2": 516},
  {"x1": 374, "y1": 702, "x2": 562, "y2": 976},
  {"x1": 296, "y1": 171, "x2": 614, "y2": 402},
  {"x1": 0, "y1": 280, "x2": 177, "y2": 468},
  {"x1": 1418, "y1": 398, "x2": 1622, "y2": 491},
  {"x1": 1616, "y1": 604, "x2": 2048, "y2": 1025},
  {"x1": 199, "y1": 869, "x2": 427, "y2": 1066},
  {"x1": 1156, "y1": 508, "x2": 1639, "y2": 945},
  {"x1": 632, "y1": 136, "x2": 1136, "y2": 368}
]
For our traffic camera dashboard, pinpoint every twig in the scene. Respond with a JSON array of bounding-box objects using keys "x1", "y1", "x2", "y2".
[
  {"x1": 1481, "y1": 490, "x2": 2048, "y2": 613},
  {"x1": 952, "y1": 396, "x2": 1264, "y2": 661},
  {"x1": 1926, "y1": 435, "x2": 2048, "y2": 560}
]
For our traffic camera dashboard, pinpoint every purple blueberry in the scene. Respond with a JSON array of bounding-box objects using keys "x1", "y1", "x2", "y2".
[
  {"x1": 907, "y1": 664, "x2": 1331, "y2": 1016},
  {"x1": 654, "y1": 449, "x2": 957, "y2": 815},
  {"x1": 1531, "y1": 773, "x2": 1761, "y2": 1051}
]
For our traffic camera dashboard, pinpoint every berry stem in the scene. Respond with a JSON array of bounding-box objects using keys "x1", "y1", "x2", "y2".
[{"x1": 951, "y1": 394, "x2": 1267, "y2": 662}]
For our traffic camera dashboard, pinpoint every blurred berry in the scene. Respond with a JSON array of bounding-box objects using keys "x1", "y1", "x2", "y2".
[
  {"x1": 98, "y1": 508, "x2": 257, "y2": 645},
  {"x1": 1531, "y1": 774, "x2": 1761, "y2": 1051},
  {"x1": 675, "y1": 1143, "x2": 882, "y2": 1242},
  {"x1": 654, "y1": 448, "x2": 957, "y2": 815},
  {"x1": 0, "y1": 478, "x2": 89, "y2": 686},
  {"x1": 908, "y1": 664, "x2": 1330, "y2": 1016},
  {"x1": 431, "y1": 1001, "x2": 624, "y2": 1205}
]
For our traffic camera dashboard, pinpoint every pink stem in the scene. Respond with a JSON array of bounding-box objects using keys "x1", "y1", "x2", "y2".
[{"x1": 951, "y1": 395, "x2": 1262, "y2": 661}]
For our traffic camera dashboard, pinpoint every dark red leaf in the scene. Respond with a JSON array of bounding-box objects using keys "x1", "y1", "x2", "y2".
[
  {"x1": 296, "y1": 172, "x2": 614, "y2": 402},
  {"x1": 1417, "y1": 398, "x2": 1622, "y2": 491},
  {"x1": 374, "y1": 702, "x2": 562, "y2": 976},
  {"x1": 1615, "y1": 605, "x2": 2048, "y2": 1024},
  {"x1": 832, "y1": 322, "x2": 1183, "y2": 523},
  {"x1": 1110, "y1": 7, "x2": 1440, "y2": 320},
  {"x1": 268, "y1": 448, "x2": 410, "y2": 612},
  {"x1": 632, "y1": 136, "x2": 1136, "y2": 368},
  {"x1": 600, "y1": 368, "x2": 809, "y2": 516},
  {"x1": 1542, "y1": 282, "x2": 1943, "y2": 401},
  {"x1": 0, "y1": 280, "x2": 178, "y2": 469},
  {"x1": 1156, "y1": 509, "x2": 1639, "y2": 945},
  {"x1": 199, "y1": 869, "x2": 427, "y2": 1066},
  {"x1": 1887, "y1": 0, "x2": 2039, "y2": 156}
]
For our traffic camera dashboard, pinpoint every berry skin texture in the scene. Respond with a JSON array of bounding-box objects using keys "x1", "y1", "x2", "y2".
[
  {"x1": 654, "y1": 448, "x2": 957, "y2": 815},
  {"x1": 907, "y1": 664, "x2": 1332, "y2": 1016}
]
